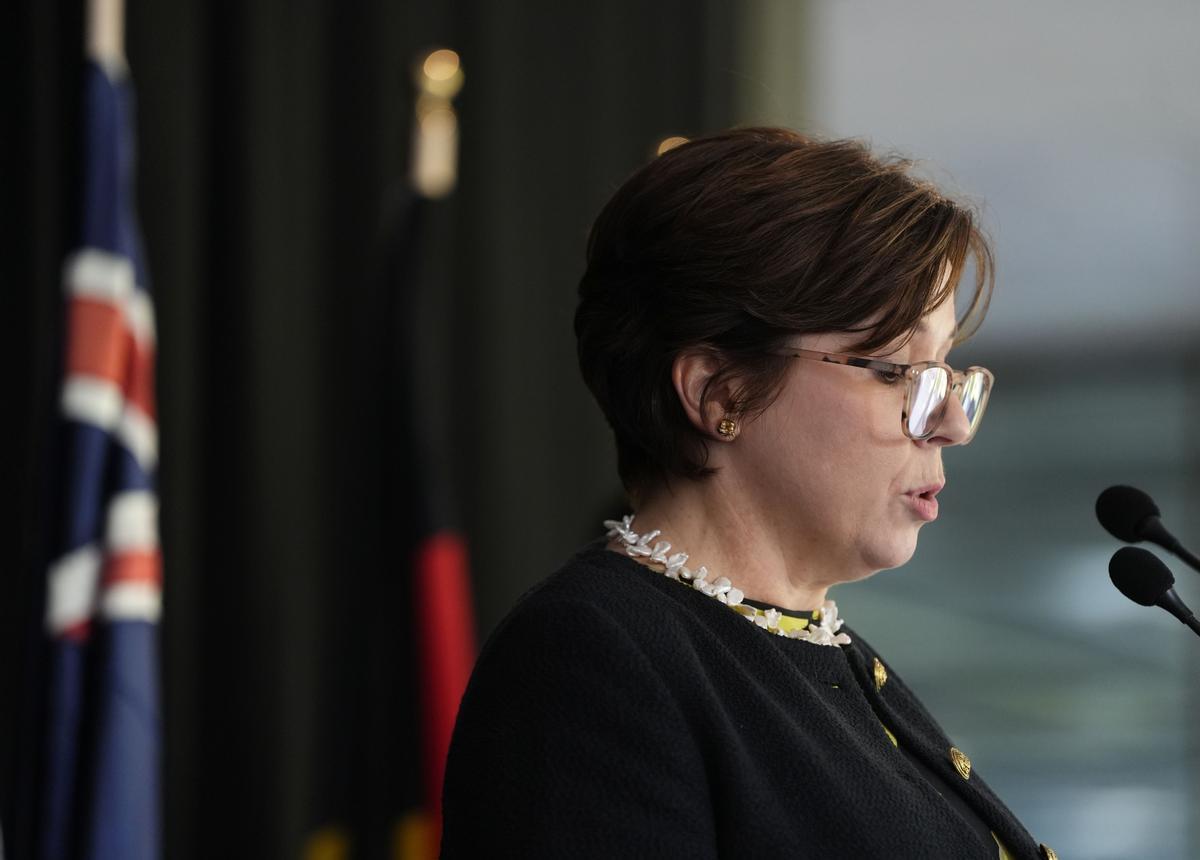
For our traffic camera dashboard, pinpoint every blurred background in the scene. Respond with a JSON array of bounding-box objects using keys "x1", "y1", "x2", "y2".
[{"x1": 4, "y1": 1, "x2": 1198, "y2": 858}]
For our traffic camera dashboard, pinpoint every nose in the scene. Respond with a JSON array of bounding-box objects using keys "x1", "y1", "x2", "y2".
[{"x1": 920, "y1": 389, "x2": 972, "y2": 448}]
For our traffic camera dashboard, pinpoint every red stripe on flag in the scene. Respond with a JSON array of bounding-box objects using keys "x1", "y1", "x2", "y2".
[
  {"x1": 66, "y1": 297, "x2": 128, "y2": 385},
  {"x1": 61, "y1": 620, "x2": 92, "y2": 643},
  {"x1": 65, "y1": 293, "x2": 157, "y2": 420},
  {"x1": 102, "y1": 550, "x2": 163, "y2": 587},
  {"x1": 124, "y1": 337, "x2": 157, "y2": 419},
  {"x1": 413, "y1": 531, "x2": 477, "y2": 846}
]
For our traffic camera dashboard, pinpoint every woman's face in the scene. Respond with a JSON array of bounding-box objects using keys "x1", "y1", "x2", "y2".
[{"x1": 731, "y1": 296, "x2": 971, "y2": 584}]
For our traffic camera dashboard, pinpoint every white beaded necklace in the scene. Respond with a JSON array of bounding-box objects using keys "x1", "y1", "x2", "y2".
[{"x1": 603, "y1": 514, "x2": 852, "y2": 646}]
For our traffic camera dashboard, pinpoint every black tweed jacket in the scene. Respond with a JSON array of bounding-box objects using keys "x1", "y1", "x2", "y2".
[{"x1": 441, "y1": 539, "x2": 1054, "y2": 859}]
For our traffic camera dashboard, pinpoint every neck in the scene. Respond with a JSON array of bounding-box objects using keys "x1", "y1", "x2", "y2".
[{"x1": 626, "y1": 478, "x2": 839, "y2": 613}]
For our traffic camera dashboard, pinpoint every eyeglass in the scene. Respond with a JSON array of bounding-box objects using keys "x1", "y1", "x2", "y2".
[{"x1": 778, "y1": 347, "x2": 994, "y2": 444}]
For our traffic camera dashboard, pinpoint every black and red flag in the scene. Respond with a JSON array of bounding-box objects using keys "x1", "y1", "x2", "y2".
[{"x1": 304, "y1": 49, "x2": 476, "y2": 860}]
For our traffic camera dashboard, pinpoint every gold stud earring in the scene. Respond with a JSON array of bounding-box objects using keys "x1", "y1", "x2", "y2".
[{"x1": 717, "y1": 417, "x2": 738, "y2": 439}]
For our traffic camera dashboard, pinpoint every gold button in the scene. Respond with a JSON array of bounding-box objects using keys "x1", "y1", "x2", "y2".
[
  {"x1": 949, "y1": 747, "x2": 971, "y2": 780},
  {"x1": 873, "y1": 657, "x2": 888, "y2": 690},
  {"x1": 1039, "y1": 844, "x2": 1058, "y2": 860}
]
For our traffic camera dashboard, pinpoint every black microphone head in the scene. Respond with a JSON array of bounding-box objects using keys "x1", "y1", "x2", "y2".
[
  {"x1": 1096, "y1": 485, "x2": 1160, "y2": 542},
  {"x1": 1109, "y1": 546, "x2": 1174, "y2": 607}
]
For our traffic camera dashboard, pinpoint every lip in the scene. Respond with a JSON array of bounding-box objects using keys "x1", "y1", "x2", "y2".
[
  {"x1": 906, "y1": 482, "x2": 945, "y2": 498},
  {"x1": 903, "y1": 482, "x2": 944, "y2": 522}
]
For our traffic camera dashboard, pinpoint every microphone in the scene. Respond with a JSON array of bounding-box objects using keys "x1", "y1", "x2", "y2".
[
  {"x1": 1109, "y1": 547, "x2": 1200, "y2": 637},
  {"x1": 1095, "y1": 485, "x2": 1200, "y2": 574}
]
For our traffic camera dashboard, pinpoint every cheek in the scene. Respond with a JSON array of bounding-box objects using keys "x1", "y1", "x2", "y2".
[
  {"x1": 802, "y1": 387, "x2": 905, "y2": 475},
  {"x1": 738, "y1": 374, "x2": 924, "y2": 573},
  {"x1": 754, "y1": 381, "x2": 905, "y2": 501}
]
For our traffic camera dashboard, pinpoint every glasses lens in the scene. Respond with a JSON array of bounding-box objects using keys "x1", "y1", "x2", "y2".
[
  {"x1": 906, "y1": 366, "x2": 949, "y2": 438},
  {"x1": 960, "y1": 369, "x2": 990, "y2": 438}
]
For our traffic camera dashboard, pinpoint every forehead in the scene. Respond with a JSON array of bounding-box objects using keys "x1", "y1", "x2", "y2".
[
  {"x1": 843, "y1": 297, "x2": 957, "y2": 359},
  {"x1": 798, "y1": 270, "x2": 960, "y2": 354},
  {"x1": 908, "y1": 259, "x2": 958, "y2": 342},
  {"x1": 913, "y1": 299, "x2": 957, "y2": 343}
]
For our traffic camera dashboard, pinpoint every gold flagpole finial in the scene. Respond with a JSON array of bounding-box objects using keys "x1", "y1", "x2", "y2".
[
  {"x1": 417, "y1": 49, "x2": 464, "y2": 99},
  {"x1": 411, "y1": 49, "x2": 464, "y2": 199}
]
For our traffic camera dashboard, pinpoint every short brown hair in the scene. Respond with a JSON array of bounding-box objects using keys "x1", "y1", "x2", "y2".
[{"x1": 574, "y1": 127, "x2": 993, "y2": 496}]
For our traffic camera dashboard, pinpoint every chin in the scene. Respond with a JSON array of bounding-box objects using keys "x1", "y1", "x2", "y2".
[{"x1": 862, "y1": 533, "x2": 920, "y2": 574}]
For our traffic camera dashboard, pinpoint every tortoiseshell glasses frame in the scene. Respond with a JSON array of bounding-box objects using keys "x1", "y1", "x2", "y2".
[{"x1": 778, "y1": 347, "x2": 994, "y2": 444}]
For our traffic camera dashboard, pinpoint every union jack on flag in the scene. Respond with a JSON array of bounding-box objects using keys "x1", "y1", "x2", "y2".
[{"x1": 40, "y1": 60, "x2": 161, "y2": 860}]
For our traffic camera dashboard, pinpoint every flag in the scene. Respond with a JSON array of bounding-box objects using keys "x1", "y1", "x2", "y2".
[
  {"x1": 387, "y1": 182, "x2": 475, "y2": 860},
  {"x1": 401, "y1": 56, "x2": 475, "y2": 854},
  {"x1": 40, "y1": 60, "x2": 161, "y2": 860},
  {"x1": 348, "y1": 185, "x2": 477, "y2": 860},
  {"x1": 303, "y1": 69, "x2": 476, "y2": 858}
]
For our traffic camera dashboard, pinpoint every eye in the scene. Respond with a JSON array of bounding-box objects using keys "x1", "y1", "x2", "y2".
[{"x1": 873, "y1": 368, "x2": 904, "y2": 385}]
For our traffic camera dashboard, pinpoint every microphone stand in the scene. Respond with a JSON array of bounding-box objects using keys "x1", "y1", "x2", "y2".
[{"x1": 1143, "y1": 517, "x2": 1200, "y2": 576}]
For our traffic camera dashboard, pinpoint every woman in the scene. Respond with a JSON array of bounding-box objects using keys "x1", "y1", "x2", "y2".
[{"x1": 441, "y1": 128, "x2": 1055, "y2": 859}]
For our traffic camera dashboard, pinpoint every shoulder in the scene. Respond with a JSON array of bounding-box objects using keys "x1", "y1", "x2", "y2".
[
  {"x1": 456, "y1": 539, "x2": 852, "y2": 741},
  {"x1": 470, "y1": 539, "x2": 706, "y2": 683},
  {"x1": 517, "y1": 536, "x2": 682, "y2": 608},
  {"x1": 443, "y1": 539, "x2": 720, "y2": 856}
]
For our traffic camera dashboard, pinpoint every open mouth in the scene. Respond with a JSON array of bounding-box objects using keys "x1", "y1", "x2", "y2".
[
  {"x1": 907, "y1": 482, "x2": 944, "y2": 500},
  {"x1": 904, "y1": 487, "x2": 941, "y2": 521}
]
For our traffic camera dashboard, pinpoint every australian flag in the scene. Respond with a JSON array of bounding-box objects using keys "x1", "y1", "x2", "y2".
[{"x1": 39, "y1": 60, "x2": 161, "y2": 860}]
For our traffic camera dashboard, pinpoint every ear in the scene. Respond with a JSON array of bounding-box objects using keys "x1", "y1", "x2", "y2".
[{"x1": 671, "y1": 349, "x2": 739, "y2": 440}]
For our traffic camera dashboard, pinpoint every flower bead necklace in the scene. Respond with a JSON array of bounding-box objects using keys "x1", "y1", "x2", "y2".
[{"x1": 604, "y1": 514, "x2": 852, "y2": 647}]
